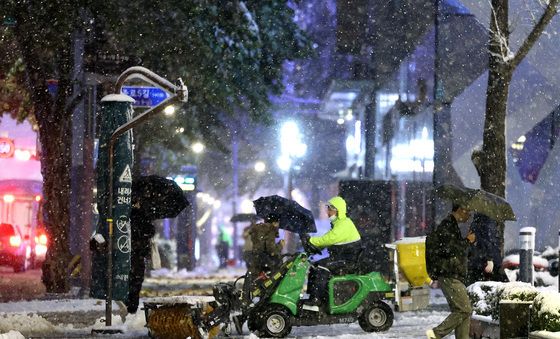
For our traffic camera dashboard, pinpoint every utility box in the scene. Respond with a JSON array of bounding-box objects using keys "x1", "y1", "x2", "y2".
[
  {"x1": 500, "y1": 300, "x2": 532, "y2": 339},
  {"x1": 399, "y1": 286, "x2": 430, "y2": 311}
]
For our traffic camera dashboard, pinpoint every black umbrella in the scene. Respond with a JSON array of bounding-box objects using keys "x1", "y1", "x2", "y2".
[
  {"x1": 132, "y1": 175, "x2": 189, "y2": 220},
  {"x1": 253, "y1": 195, "x2": 316, "y2": 233},
  {"x1": 230, "y1": 213, "x2": 261, "y2": 223},
  {"x1": 435, "y1": 184, "x2": 516, "y2": 221}
]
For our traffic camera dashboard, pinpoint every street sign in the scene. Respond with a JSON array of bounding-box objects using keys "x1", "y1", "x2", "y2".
[
  {"x1": 83, "y1": 51, "x2": 141, "y2": 75},
  {"x1": 121, "y1": 86, "x2": 170, "y2": 107}
]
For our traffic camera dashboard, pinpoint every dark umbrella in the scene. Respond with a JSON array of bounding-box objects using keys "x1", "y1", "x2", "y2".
[
  {"x1": 435, "y1": 184, "x2": 516, "y2": 221},
  {"x1": 230, "y1": 213, "x2": 261, "y2": 223},
  {"x1": 132, "y1": 175, "x2": 189, "y2": 220},
  {"x1": 253, "y1": 195, "x2": 316, "y2": 233}
]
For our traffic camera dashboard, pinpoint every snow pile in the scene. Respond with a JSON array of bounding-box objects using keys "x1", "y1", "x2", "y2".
[
  {"x1": 500, "y1": 282, "x2": 539, "y2": 301},
  {"x1": 541, "y1": 246, "x2": 559, "y2": 259},
  {"x1": 468, "y1": 280, "x2": 560, "y2": 332},
  {"x1": 468, "y1": 281, "x2": 537, "y2": 320},
  {"x1": 533, "y1": 291, "x2": 560, "y2": 332},
  {"x1": 467, "y1": 281, "x2": 503, "y2": 317},
  {"x1": 0, "y1": 313, "x2": 57, "y2": 336},
  {"x1": 0, "y1": 331, "x2": 25, "y2": 339}
]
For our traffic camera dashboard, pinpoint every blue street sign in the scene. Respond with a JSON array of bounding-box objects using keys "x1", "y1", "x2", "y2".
[{"x1": 121, "y1": 86, "x2": 170, "y2": 107}]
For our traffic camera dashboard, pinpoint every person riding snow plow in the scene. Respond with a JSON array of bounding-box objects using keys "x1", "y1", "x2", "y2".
[
  {"x1": 144, "y1": 195, "x2": 395, "y2": 338},
  {"x1": 302, "y1": 196, "x2": 362, "y2": 311}
]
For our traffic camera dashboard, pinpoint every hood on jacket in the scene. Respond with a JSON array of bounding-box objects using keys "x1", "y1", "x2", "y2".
[{"x1": 328, "y1": 196, "x2": 347, "y2": 219}]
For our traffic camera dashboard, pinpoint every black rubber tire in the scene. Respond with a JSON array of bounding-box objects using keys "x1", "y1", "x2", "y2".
[
  {"x1": 13, "y1": 256, "x2": 28, "y2": 273},
  {"x1": 259, "y1": 305, "x2": 292, "y2": 338},
  {"x1": 358, "y1": 301, "x2": 394, "y2": 332}
]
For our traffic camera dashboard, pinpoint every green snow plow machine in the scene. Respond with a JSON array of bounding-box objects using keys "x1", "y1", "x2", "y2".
[{"x1": 185, "y1": 238, "x2": 395, "y2": 338}]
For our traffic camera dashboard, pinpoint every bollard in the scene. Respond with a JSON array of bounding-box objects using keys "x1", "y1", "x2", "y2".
[{"x1": 519, "y1": 227, "x2": 536, "y2": 284}]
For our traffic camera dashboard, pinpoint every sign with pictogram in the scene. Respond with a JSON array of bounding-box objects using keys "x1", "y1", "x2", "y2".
[{"x1": 119, "y1": 165, "x2": 132, "y2": 183}]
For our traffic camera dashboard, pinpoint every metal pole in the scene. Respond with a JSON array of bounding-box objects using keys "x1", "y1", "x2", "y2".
[
  {"x1": 102, "y1": 68, "x2": 187, "y2": 329},
  {"x1": 232, "y1": 133, "x2": 239, "y2": 265},
  {"x1": 519, "y1": 227, "x2": 535, "y2": 284},
  {"x1": 285, "y1": 164, "x2": 297, "y2": 253},
  {"x1": 105, "y1": 142, "x2": 115, "y2": 327}
]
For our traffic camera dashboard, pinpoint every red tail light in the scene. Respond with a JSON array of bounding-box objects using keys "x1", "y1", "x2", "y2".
[
  {"x1": 9, "y1": 235, "x2": 22, "y2": 247},
  {"x1": 36, "y1": 234, "x2": 48, "y2": 245}
]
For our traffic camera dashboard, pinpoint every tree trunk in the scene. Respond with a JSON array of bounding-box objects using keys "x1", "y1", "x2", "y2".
[
  {"x1": 12, "y1": 6, "x2": 74, "y2": 292},
  {"x1": 38, "y1": 112, "x2": 73, "y2": 293},
  {"x1": 479, "y1": 0, "x2": 511, "y2": 256}
]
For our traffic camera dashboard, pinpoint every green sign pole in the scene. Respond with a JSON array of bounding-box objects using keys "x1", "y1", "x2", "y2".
[
  {"x1": 90, "y1": 67, "x2": 188, "y2": 332},
  {"x1": 91, "y1": 95, "x2": 134, "y2": 312}
]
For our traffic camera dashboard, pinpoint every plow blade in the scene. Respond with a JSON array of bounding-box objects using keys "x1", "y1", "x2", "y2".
[{"x1": 144, "y1": 302, "x2": 220, "y2": 339}]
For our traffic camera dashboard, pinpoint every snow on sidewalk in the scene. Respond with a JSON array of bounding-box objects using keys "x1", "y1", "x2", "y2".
[{"x1": 0, "y1": 289, "x2": 452, "y2": 338}]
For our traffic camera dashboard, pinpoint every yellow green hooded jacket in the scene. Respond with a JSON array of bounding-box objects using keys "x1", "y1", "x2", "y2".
[{"x1": 310, "y1": 196, "x2": 361, "y2": 248}]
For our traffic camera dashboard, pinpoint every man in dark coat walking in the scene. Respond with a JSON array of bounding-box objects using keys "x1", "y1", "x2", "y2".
[{"x1": 426, "y1": 204, "x2": 475, "y2": 339}]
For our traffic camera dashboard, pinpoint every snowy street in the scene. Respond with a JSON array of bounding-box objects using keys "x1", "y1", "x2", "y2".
[
  {"x1": 4, "y1": 0, "x2": 560, "y2": 337},
  {"x1": 0, "y1": 266, "x2": 453, "y2": 338},
  {"x1": 0, "y1": 288, "x2": 451, "y2": 338}
]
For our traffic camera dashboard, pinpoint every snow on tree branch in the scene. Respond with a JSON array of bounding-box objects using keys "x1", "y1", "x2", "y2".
[
  {"x1": 488, "y1": 0, "x2": 514, "y2": 63},
  {"x1": 511, "y1": 0, "x2": 559, "y2": 68}
]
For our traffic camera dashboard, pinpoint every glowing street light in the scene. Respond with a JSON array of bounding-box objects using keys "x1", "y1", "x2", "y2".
[
  {"x1": 164, "y1": 105, "x2": 175, "y2": 116},
  {"x1": 277, "y1": 120, "x2": 306, "y2": 253},
  {"x1": 191, "y1": 142, "x2": 204, "y2": 154},
  {"x1": 254, "y1": 161, "x2": 266, "y2": 173},
  {"x1": 280, "y1": 121, "x2": 307, "y2": 159}
]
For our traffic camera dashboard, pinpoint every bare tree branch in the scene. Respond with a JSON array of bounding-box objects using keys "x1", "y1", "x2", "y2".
[
  {"x1": 489, "y1": 0, "x2": 515, "y2": 62},
  {"x1": 511, "y1": 0, "x2": 559, "y2": 68}
]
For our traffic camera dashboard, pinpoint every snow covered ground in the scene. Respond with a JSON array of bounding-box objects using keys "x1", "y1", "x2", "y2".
[
  {"x1": 1, "y1": 265, "x2": 557, "y2": 338},
  {"x1": 0, "y1": 268, "x2": 452, "y2": 338},
  {"x1": 0, "y1": 291, "x2": 451, "y2": 338}
]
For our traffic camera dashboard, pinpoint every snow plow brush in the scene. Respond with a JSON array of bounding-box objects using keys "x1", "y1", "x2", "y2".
[{"x1": 143, "y1": 282, "x2": 243, "y2": 338}]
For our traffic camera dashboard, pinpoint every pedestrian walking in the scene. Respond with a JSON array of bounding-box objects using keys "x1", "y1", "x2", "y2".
[
  {"x1": 216, "y1": 226, "x2": 232, "y2": 269},
  {"x1": 425, "y1": 204, "x2": 475, "y2": 339},
  {"x1": 466, "y1": 213, "x2": 506, "y2": 286}
]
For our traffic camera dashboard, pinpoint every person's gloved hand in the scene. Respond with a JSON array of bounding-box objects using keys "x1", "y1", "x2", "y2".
[
  {"x1": 300, "y1": 234, "x2": 321, "y2": 254},
  {"x1": 466, "y1": 230, "x2": 476, "y2": 244},
  {"x1": 484, "y1": 260, "x2": 494, "y2": 274}
]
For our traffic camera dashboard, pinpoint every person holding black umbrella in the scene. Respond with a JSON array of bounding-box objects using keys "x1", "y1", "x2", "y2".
[
  {"x1": 466, "y1": 213, "x2": 506, "y2": 285},
  {"x1": 425, "y1": 204, "x2": 475, "y2": 339},
  {"x1": 125, "y1": 176, "x2": 189, "y2": 314},
  {"x1": 302, "y1": 196, "x2": 361, "y2": 312},
  {"x1": 242, "y1": 215, "x2": 285, "y2": 302}
]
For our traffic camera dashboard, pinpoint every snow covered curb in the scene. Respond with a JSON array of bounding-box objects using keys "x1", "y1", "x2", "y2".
[{"x1": 530, "y1": 331, "x2": 560, "y2": 339}]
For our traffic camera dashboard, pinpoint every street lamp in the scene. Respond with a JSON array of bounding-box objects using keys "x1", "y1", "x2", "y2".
[
  {"x1": 254, "y1": 160, "x2": 266, "y2": 173},
  {"x1": 164, "y1": 105, "x2": 175, "y2": 116},
  {"x1": 191, "y1": 142, "x2": 204, "y2": 154},
  {"x1": 277, "y1": 120, "x2": 306, "y2": 252}
]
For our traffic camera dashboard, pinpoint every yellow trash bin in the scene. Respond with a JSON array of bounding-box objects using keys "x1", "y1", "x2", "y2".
[{"x1": 395, "y1": 237, "x2": 431, "y2": 287}]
